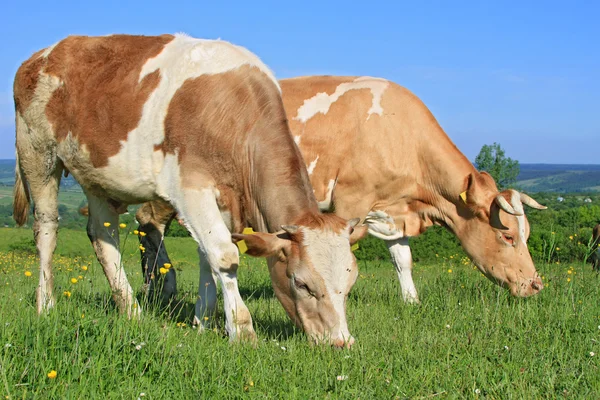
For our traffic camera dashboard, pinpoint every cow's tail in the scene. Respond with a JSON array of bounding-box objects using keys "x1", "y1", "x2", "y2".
[{"x1": 13, "y1": 151, "x2": 31, "y2": 226}]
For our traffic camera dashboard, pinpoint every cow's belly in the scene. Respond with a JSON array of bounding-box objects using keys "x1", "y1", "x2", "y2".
[{"x1": 58, "y1": 139, "x2": 163, "y2": 204}]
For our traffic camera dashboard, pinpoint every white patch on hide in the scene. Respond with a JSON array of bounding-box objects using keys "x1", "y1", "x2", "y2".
[
  {"x1": 102, "y1": 35, "x2": 280, "y2": 199},
  {"x1": 307, "y1": 156, "x2": 319, "y2": 175},
  {"x1": 293, "y1": 76, "x2": 389, "y2": 123},
  {"x1": 40, "y1": 42, "x2": 59, "y2": 58},
  {"x1": 364, "y1": 210, "x2": 404, "y2": 240},
  {"x1": 317, "y1": 179, "x2": 336, "y2": 212}
]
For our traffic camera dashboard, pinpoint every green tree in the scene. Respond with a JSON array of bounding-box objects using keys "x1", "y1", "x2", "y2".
[{"x1": 474, "y1": 142, "x2": 520, "y2": 189}]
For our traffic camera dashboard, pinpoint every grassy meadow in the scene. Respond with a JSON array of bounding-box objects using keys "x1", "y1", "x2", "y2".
[{"x1": 1, "y1": 226, "x2": 599, "y2": 398}]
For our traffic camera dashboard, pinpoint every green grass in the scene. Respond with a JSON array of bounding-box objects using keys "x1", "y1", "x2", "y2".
[{"x1": 1, "y1": 227, "x2": 599, "y2": 398}]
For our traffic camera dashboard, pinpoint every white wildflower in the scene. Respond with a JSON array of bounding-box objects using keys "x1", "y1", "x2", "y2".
[
  {"x1": 591, "y1": 352, "x2": 596, "y2": 357},
  {"x1": 336, "y1": 375, "x2": 348, "y2": 381},
  {"x1": 280, "y1": 346, "x2": 286, "y2": 351}
]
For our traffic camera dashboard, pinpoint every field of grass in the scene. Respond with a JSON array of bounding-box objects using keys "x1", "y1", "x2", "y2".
[{"x1": 1, "y1": 226, "x2": 600, "y2": 398}]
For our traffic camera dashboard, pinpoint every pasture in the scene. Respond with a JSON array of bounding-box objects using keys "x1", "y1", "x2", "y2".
[{"x1": 1, "y1": 227, "x2": 599, "y2": 398}]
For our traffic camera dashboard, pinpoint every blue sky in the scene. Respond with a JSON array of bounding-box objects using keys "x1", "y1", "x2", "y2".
[{"x1": 1, "y1": 1, "x2": 598, "y2": 163}]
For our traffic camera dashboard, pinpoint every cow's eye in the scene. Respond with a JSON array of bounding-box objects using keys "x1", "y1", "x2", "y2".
[
  {"x1": 293, "y1": 278, "x2": 315, "y2": 297},
  {"x1": 294, "y1": 279, "x2": 308, "y2": 291},
  {"x1": 501, "y1": 233, "x2": 515, "y2": 246}
]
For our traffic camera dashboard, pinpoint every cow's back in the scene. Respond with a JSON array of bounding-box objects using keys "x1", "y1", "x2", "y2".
[
  {"x1": 281, "y1": 76, "x2": 458, "y2": 217},
  {"x1": 14, "y1": 34, "x2": 285, "y2": 204}
]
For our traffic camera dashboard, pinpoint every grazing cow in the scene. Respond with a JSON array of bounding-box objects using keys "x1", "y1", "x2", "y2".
[
  {"x1": 131, "y1": 76, "x2": 547, "y2": 303},
  {"x1": 591, "y1": 224, "x2": 600, "y2": 271},
  {"x1": 13, "y1": 35, "x2": 365, "y2": 347}
]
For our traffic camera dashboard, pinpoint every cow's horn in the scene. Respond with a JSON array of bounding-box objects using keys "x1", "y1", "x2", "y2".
[
  {"x1": 495, "y1": 195, "x2": 522, "y2": 215},
  {"x1": 520, "y1": 192, "x2": 547, "y2": 210}
]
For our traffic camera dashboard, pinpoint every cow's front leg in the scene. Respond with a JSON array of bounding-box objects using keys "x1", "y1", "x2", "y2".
[
  {"x1": 386, "y1": 237, "x2": 420, "y2": 304},
  {"x1": 178, "y1": 187, "x2": 256, "y2": 342}
]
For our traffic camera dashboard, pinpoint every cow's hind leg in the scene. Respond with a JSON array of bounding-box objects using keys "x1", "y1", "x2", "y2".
[
  {"x1": 28, "y1": 167, "x2": 62, "y2": 314},
  {"x1": 136, "y1": 200, "x2": 177, "y2": 304},
  {"x1": 386, "y1": 238, "x2": 420, "y2": 304},
  {"x1": 194, "y1": 255, "x2": 218, "y2": 331},
  {"x1": 86, "y1": 194, "x2": 140, "y2": 318},
  {"x1": 178, "y1": 187, "x2": 255, "y2": 342}
]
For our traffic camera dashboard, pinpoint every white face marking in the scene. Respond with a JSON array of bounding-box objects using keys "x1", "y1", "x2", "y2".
[
  {"x1": 509, "y1": 190, "x2": 526, "y2": 244},
  {"x1": 293, "y1": 77, "x2": 389, "y2": 124},
  {"x1": 307, "y1": 155, "x2": 319, "y2": 175},
  {"x1": 302, "y1": 228, "x2": 354, "y2": 341},
  {"x1": 317, "y1": 179, "x2": 336, "y2": 212},
  {"x1": 364, "y1": 210, "x2": 404, "y2": 240}
]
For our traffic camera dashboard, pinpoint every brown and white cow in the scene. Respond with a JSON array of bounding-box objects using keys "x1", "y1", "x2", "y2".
[
  {"x1": 12, "y1": 35, "x2": 364, "y2": 347},
  {"x1": 132, "y1": 75, "x2": 547, "y2": 303}
]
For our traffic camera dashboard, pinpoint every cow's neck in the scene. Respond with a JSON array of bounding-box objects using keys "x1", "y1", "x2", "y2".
[
  {"x1": 246, "y1": 133, "x2": 320, "y2": 233},
  {"x1": 419, "y1": 134, "x2": 478, "y2": 236}
]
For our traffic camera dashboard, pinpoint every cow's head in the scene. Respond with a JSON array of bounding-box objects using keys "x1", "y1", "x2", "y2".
[
  {"x1": 232, "y1": 214, "x2": 367, "y2": 348},
  {"x1": 458, "y1": 172, "x2": 546, "y2": 297}
]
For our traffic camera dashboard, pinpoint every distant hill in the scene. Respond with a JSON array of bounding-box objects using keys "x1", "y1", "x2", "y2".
[
  {"x1": 1, "y1": 159, "x2": 599, "y2": 193},
  {"x1": 516, "y1": 164, "x2": 600, "y2": 193},
  {"x1": 0, "y1": 159, "x2": 81, "y2": 190}
]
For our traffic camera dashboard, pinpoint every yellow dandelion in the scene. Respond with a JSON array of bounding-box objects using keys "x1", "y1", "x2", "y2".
[
  {"x1": 81, "y1": 266, "x2": 88, "y2": 271},
  {"x1": 163, "y1": 263, "x2": 172, "y2": 269},
  {"x1": 81, "y1": 314, "x2": 85, "y2": 318},
  {"x1": 567, "y1": 270, "x2": 572, "y2": 275},
  {"x1": 78, "y1": 275, "x2": 83, "y2": 280},
  {"x1": 447, "y1": 269, "x2": 453, "y2": 273},
  {"x1": 567, "y1": 278, "x2": 571, "y2": 282},
  {"x1": 119, "y1": 223, "x2": 127, "y2": 229},
  {"x1": 159, "y1": 267, "x2": 168, "y2": 275},
  {"x1": 24, "y1": 271, "x2": 32, "y2": 277},
  {"x1": 63, "y1": 291, "x2": 71, "y2": 298},
  {"x1": 204, "y1": 316, "x2": 209, "y2": 321},
  {"x1": 139, "y1": 245, "x2": 145, "y2": 251},
  {"x1": 47, "y1": 370, "x2": 57, "y2": 379},
  {"x1": 556, "y1": 247, "x2": 560, "y2": 251},
  {"x1": 569, "y1": 236, "x2": 574, "y2": 240},
  {"x1": 71, "y1": 278, "x2": 78, "y2": 284},
  {"x1": 133, "y1": 230, "x2": 139, "y2": 235},
  {"x1": 551, "y1": 232, "x2": 555, "y2": 235},
  {"x1": 139, "y1": 231, "x2": 147, "y2": 237},
  {"x1": 103, "y1": 222, "x2": 111, "y2": 227}
]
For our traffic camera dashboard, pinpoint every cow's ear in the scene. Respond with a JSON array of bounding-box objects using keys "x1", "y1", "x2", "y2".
[
  {"x1": 232, "y1": 232, "x2": 291, "y2": 257},
  {"x1": 460, "y1": 172, "x2": 498, "y2": 218},
  {"x1": 349, "y1": 222, "x2": 369, "y2": 245}
]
